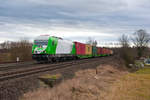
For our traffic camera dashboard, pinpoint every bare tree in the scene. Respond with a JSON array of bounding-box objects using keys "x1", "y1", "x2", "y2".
[
  {"x1": 119, "y1": 34, "x2": 130, "y2": 48},
  {"x1": 0, "y1": 41, "x2": 11, "y2": 49},
  {"x1": 86, "y1": 37, "x2": 97, "y2": 46},
  {"x1": 132, "y1": 29, "x2": 150, "y2": 58},
  {"x1": 119, "y1": 34, "x2": 135, "y2": 67}
]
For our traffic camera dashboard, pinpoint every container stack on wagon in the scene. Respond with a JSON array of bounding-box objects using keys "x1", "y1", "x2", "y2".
[
  {"x1": 74, "y1": 42, "x2": 86, "y2": 58},
  {"x1": 101, "y1": 48, "x2": 105, "y2": 56},
  {"x1": 103, "y1": 48, "x2": 108, "y2": 56},
  {"x1": 97, "y1": 47, "x2": 101, "y2": 56},
  {"x1": 92, "y1": 46, "x2": 97, "y2": 57},
  {"x1": 85, "y1": 44, "x2": 92, "y2": 57},
  {"x1": 103, "y1": 48, "x2": 106, "y2": 55}
]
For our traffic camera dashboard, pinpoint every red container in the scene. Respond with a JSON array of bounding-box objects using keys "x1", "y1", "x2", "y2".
[
  {"x1": 97, "y1": 47, "x2": 103, "y2": 55},
  {"x1": 74, "y1": 42, "x2": 86, "y2": 55},
  {"x1": 96, "y1": 47, "x2": 99, "y2": 54},
  {"x1": 105, "y1": 49, "x2": 108, "y2": 54},
  {"x1": 104, "y1": 48, "x2": 107, "y2": 54},
  {"x1": 105, "y1": 48, "x2": 108, "y2": 54},
  {"x1": 109, "y1": 50, "x2": 111, "y2": 54},
  {"x1": 102, "y1": 48, "x2": 105, "y2": 54},
  {"x1": 100, "y1": 48, "x2": 103, "y2": 54},
  {"x1": 107, "y1": 49, "x2": 109, "y2": 54},
  {"x1": 97, "y1": 47, "x2": 100, "y2": 55}
]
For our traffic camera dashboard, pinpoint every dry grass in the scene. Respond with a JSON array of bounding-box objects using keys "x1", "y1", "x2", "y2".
[
  {"x1": 106, "y1": 67, "x2": 150, "y2": 100},
  {"x1": 21, "y1": 64, "x2": 127, "y2": 100},
  {"x1": 22, "y1": 65, "x2": 150, "y2": 100},
  {"x1": 0, "y1": 53, "x2": 12, "y2": 63}
]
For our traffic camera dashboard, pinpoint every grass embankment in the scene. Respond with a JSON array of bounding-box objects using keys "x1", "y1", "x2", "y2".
[
  {"x1": 0, "y1": 53, "x2": 12, "y2": 63},
  {"x1": 21, "y1": 65, "x2": 150, "y2": 100},
  {"x1": 21, "y1": 65, "x2": 127, "y2": 100},
  {"x1": 108, "y1": 67, "x2": 150, "y2": 100}
]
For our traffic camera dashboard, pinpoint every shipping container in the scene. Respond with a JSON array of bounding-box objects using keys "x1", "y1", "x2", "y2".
[
  {"x1": 102, "y1": 48, "x2": 105, "y2": 55},
  {"x1": 98, "y1": 48, "x2": 102, "y2": 55},
  {"x1": 104, "y1": 48, "x2": 107, "y2": 54},
  {"x1": 92, "y1": 46, "x2": 97, "y2": 56},
  {"x1": 108, "y1": 49, "x2": 111, "y2": 55},
  {"x1": 85, "y1": 44, "x2": 92, "y2": 55},
  {"x1": 74, "y1": 42, "x2": 86, "y2": 55},
  {"x1": 56, "y1": 39, "x2": 73, "y2": 54},
  {"x1": 105, "y1": 49, "x2": 108, "y2": 54},
  {"x1": 110, "y1": 50, "x2": 113, "y2": 55},
  {"x1": 104, "y1": 48, "x2": 108, "y2": 55},
  {"x1": 107, "y1": 49, "x2": 109, "y2": 55},
  {"x1": 100, "y1": 48, "x2": 102, "y2": 55},
  {"x1": 97, "y1": 47, "x2": 100, "y2": 55},
  {"x1": 106, "y1": 49, "x2": 109, "y2": 55},
  {"x1": 98, "y1": 47, "x2": 103, "y2": 55}
]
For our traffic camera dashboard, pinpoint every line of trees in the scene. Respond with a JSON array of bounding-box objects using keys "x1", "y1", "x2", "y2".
[
  {"x1": 86, "y1": 37, "x2": 97, "y2": 46},
  {"x1": 119, "y1": 29, "x2": 150, "y2": 67},
  {"x1": 0, "y1": 40, "x2": 32, "y2": 62}
]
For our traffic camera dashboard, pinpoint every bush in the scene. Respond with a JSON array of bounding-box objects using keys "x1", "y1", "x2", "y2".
[{"x1": 119, "y1": 48, "x2": 136, "y2": 68}]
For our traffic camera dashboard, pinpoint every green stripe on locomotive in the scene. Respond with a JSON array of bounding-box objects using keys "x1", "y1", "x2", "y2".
[
  {"x1": 71, "y1": 43, "x2": 76, "y2": 55},
  {"x1": 47, "y1": 37, "x2": 58, "y2": 54}
]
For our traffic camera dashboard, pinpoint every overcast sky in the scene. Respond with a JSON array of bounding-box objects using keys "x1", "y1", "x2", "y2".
[{"x1": 0, "y1": 0, "x2": 150, "y2": 46}]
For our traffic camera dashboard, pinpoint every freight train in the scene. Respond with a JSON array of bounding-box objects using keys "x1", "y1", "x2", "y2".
[{"x1": 32, "y1": 35, "x2": 113, "y2": 62}]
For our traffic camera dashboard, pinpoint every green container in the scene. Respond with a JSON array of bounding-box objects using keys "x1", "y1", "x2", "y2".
[{"x1": 92, "y1": 46, "x2": 97, "y2": 56}]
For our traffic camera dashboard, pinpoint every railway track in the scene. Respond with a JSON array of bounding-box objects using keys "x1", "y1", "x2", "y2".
[
  {"x1": 0, "y1": 57, "x2": 104, "y2": 82},
  {"x1": 0, "y1": 57, "x2": 106, "y2": 72},
  {"x1": 0, "y1": 61, "x2": 36, "y2": 71}
]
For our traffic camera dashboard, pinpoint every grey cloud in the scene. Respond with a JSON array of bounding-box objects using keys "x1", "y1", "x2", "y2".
[{"x1": 0, "y1": 0, "x2": 150, "y2": 43}]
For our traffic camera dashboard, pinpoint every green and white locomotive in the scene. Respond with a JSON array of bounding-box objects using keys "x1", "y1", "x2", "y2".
[{"x1": 32, "y1": 35, "x2": 76, "y2": 62}]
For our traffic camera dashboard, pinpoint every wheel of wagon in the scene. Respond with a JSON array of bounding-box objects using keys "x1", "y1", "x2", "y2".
[
  {"x1": 48, "y1": 57, "x2": 52, "y2": 63},
  {"x1": 52, "y1": 58, "x2": 56, "y2": 62}
]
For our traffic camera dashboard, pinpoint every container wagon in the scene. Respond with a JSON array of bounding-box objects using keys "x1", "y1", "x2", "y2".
[
  {"x1": 74, "y1": 42, "x2": 86, "y2": 58},
  {"x1": 92, "y1": 46, "x2": 97, "y2": 57},
  {"x1": 85, "y1": 44, "x2": 92, "y2": 57},
  {"x1": 97, "y1": 47, "x2": 101, "y2": 57}
]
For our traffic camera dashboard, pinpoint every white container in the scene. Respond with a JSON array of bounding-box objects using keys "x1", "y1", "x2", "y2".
[{"x1": 56, "y1": 39, "x2": 73, "y2": 54}]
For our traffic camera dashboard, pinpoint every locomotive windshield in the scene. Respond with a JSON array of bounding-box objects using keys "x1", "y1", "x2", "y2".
[
  {"x1": 34, "y1": 40, "x2": 48, "y2": 46},
  {"x1": 34, "y1": 35, "x2": 49, "y2": 47}
]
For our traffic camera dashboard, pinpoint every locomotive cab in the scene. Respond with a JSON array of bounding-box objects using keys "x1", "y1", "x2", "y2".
[
  {"x1": 32, "y1": 35, "x2": 49, "y2": 54},
  {"x1": 32, "y1": 35, "x2": 50, "y2": 62}
]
